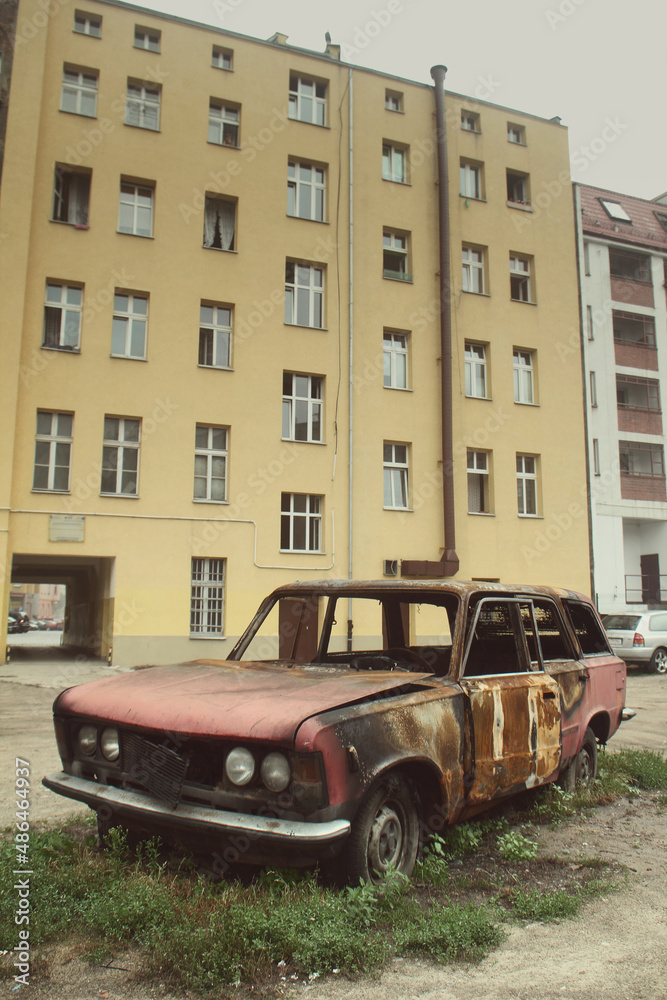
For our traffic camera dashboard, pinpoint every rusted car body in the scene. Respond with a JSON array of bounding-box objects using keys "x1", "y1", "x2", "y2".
[{"x1": 43, "y1": 580, "x2": 628, "y2": 884}]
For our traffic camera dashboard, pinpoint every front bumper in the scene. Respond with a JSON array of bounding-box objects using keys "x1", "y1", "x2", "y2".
[{"x1": 43, "y1": 771, "x2": 350, "y2": 867}]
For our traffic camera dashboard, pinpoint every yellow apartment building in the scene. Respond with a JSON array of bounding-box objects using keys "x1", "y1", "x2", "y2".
[{"x1": 0, "y1": 0, "x2": 589, "y2": 666}]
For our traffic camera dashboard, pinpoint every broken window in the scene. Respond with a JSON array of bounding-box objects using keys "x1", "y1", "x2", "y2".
[
  {"x1": 52, "y1": 166, "x2": 90, "y2": 225},
  {"x1": 203, "y1": 196, "x2": 236, "y2": 250}
]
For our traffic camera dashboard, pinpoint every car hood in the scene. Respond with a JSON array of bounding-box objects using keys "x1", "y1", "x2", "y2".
[{"x1": 55, "y1": 660, "x2": 434, "y2": 743}]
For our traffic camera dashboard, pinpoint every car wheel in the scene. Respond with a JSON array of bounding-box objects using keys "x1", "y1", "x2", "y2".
[
  {"x1": 336, "y1": 774, "x2": 420, "y2": 886},
  {"x1": 559, "y1": 726, "x2": 598, "y2": 791},
  {"x1": 649, "y1": 647, "x2": 667, "y2": 674}
]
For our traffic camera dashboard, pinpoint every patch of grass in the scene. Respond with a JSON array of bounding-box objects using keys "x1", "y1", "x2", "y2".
[
  {"x1": 393, "y1": 902, "x2": 504, "y2": 963},
  {"x1": 597, "y1": 748, "x2": 667, "y2": 793},
  {"x1": 496, "y1": 831, "x2": 538, "y2": 861},
  {"x1": 508, "y1": 886, "x2": 582, "y2": 922}
]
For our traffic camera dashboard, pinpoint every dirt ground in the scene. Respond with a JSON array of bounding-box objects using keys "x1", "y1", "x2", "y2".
[{"x1": 1, "y1": 650, "x2": 666, "y2": 1000}]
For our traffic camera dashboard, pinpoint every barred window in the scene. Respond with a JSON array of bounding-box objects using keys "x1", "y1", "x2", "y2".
[{"x1": 190, "y1": 558, "x2": 225, "y2": 635}]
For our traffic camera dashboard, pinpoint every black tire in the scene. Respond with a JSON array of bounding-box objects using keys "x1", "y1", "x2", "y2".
[
  {"x1": 336, "y1": 774, "x2": 420, "y2": 886},
  {"x1": 648, "y1": 647, "x2": 667, "y2": 675},
  {"x1": 559, "y1": 726, "x2": 598, "y2": 791}
]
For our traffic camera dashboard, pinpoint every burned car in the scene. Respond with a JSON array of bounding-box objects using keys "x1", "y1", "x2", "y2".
[{"x1": 43, "y1": 580, "x2": 628, "y2": 884}]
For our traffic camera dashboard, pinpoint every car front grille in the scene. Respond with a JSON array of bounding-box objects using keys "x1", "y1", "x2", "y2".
[{"x1": 122, "y1": 731, "x2": 190, "y2": 809}]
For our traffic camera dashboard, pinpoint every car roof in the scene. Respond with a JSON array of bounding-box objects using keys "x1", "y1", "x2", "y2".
[{"x1": 268, "y1": 579, "x2": 588, "y2": 601}]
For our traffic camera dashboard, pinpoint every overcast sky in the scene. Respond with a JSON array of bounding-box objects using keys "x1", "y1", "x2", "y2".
[{"x1": 136, "y1": 0, "x2": 664, "y2": 201}]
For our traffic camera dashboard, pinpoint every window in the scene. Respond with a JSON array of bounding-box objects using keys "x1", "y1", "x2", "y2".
[
  {"x1": 288, "y1": 75, "x2": 326, "y2": 126},
  {"x1": 281, "y1": 494, "x2": 322, "y2": 551},
  {"x1": 616, "y1": 376, "x2": 661, "y2": 411},
  {"x1": 382, "y1": 143, "x2": 407, "y2": 183},
  {"x1": 460, "y1": 160, "x2": 482, "y2": 199},
  {"x1": 134, "y1": 26, "x2": 160, "y2": 51},
  {"x1": 507, "y1": 123, "x2": 525, "y2": 144},
  {"x1": 190, "y1": 558, "x2": 225, "y2": 635},
  {"x1": 203, "y1": 196, "x2": 235, "y2": 250},
  {"x1": 461, "y1": 110, "x2": 479, "y2": 132},
  {"x1": 194, "y1": 425, "x2": 228, "y2": 502},
  {"x1": 125, "y1": 81, "x2": 160, "y2": 130},
  {"x1": 287, "y1": 160, "x2": 325, "y2": 221},
  {"x1": 563, "y1": 600, "x2": 611, "y2": 657},
  {"x1": 465, "y1": 342, "x2": 487, "y2": 398},
  {"x1": 516, "y1": 454, "x2": 538, "y2": 516},
  {"x1": 111, "y1": 292, "x2": 148, "y2": 359},
  {"x1": 61, "y1": 67, "x2": 97, "y2": 117},
  {"x1": 462, "y1": 245, "x2": 486, "y2": 294},
  {"x1": 52, "y1": 166, "x2": 90, "y2": 226},
  {"x1": 282, "y1": 373, "x2": 323, "y2": 442},
  {"x1": 609, "y1": 249, "x2": 651, "y2": 282},
  {"x1": 654, "y1": 212, "x2": 667, "y2": 234},
  {"x1": 510, "y1": 254, "x2": 533, "y2": 302},
  {"x1": 589, "y1": 371, "x2": 597, "y2": 407},
  {"x1": 384, "y1": 443, "x2": 409, "y2": 509},
  {"x1": 33, "y1": 411, "x2": 72, "y2": 492},
  {"x1": 199, "y1": 303, "x2": 232, "y2": 369},
  {"x1": 208, "y1": 100, "x2": 239, "y2": 146},
  {"x1": 620, "y1": 441, "x2": 664, "y2": 478},
  {"x1": 383, "y1": 331, "x2": 408, "y2": 389},
  {"x1": 383, "y1": 230, "x2": 410, "y2": 280},
  {"x1": 467, "y1": 450, "x2": 490, "y2": 513},
  {"x1": 212, "y1": 45, "x2": 233, "y2": 70},
  {"x1": 592, "y1": 439, "x2": 600, "y2": 476},
  {"x1": 74, "y1": 11, "x2": 101, "y2": 36},
  {"x1": 285, "y1": 261, "x2": 324, "y2": 328},
  {"x1": 513, "y1": 350, "x2": 534, "y2": 404},
  {"x1": 600, "y1": 199, "x2": 631, "y2": 222},
  {"x1": 385, "y1": 90, "x2": 402, "y2": 112},
  {"x1": 43, "y1": 283, "x2": 82, "y2": 351},
  {"x1": 613, "y1": 311, "x2": 655, "y2": 346},
  {"x1": 101, "y1": 417, "x2": 140, "y2": 496},
  {"x1": 586, "y1": 305, "x2": 594, "y2": 341},
  {"x1": 507, "y1": 170, "x2": 530, "y2": 205},
  {"x1": 118, "y1": 182, "x2": 153, "y2": 237}
]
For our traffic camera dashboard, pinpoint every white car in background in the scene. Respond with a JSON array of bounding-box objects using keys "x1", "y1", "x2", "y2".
[{"x1": 602, "y1": 612, "x2": 667, "y2": 674}]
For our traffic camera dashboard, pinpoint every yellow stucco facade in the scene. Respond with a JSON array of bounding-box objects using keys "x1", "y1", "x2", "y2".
[{"x1": 0, "y1": 0, "x2": 589, "y2": 666}]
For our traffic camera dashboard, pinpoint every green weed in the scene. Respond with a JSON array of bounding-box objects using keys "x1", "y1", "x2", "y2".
[{"x1": 496, "y1": 831, "x2": 538, "y2": 861}]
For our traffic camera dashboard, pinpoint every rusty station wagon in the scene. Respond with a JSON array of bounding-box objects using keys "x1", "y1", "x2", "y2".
[{"x1": 43, "y1": 580, "x2": 628, "y2": 884}]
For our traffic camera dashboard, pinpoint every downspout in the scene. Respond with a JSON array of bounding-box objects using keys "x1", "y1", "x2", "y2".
[
  {"x1": 402, "y1": 64, "x2": 459, "y2": 578},
  {"x1": 347, "y1": 68, "x2": 354, "y2": 648}
]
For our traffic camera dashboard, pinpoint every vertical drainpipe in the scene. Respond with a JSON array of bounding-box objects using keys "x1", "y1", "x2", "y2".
[
  {"x1": 347, "y1": 68, "x2": 354, "y2": 649},
  {"x1": 402, "y1": 64, "x2": 459, "y2": 577}
]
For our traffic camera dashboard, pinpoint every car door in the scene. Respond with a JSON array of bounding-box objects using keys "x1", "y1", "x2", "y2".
[{"x1": 460, "y1": 597, "x2": 561, "y2": 806}]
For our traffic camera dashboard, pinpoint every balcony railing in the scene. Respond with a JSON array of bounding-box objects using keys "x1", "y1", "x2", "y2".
[{"x1": 625, "y1": 574, "x2": 667, "y2": 604}]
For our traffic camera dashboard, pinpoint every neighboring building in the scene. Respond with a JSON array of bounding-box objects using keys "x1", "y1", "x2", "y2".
[
  {"x1": 575, "y1": 184, "x2": 667, "y2": 611},
  {"x1": 0, "y1": 0, "x2": 588, "y2": 666}
]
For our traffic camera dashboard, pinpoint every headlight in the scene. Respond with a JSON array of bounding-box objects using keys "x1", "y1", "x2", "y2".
[
  {"x1": 77, "y1": 724, "x2": 97, "y2": 756},
  {"x1": 225, "y1": 747, "x2": 255, "y2": 786},
  {"x1": 100, "y1": 727, "x2": 120, "y2": 762},
  {"x1": 261, "y1": 753, "x2": 291, "y2": 792}
]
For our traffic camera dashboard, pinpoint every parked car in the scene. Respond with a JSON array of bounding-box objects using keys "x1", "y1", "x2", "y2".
[
  {"x1": 7, "y1": 611, "x2": 30, "y2": 634},
  {"x1": 43, "y1": 580, "x2": 629, "y2": 884},
  {"x1": 602, "y1": 611, "x2": 667, "y2": 673}
]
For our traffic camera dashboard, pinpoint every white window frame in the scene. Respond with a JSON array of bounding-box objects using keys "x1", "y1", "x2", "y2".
[
  {"x1": 282, "y1": 373, "x2": 323, "y2": 443},
  {"x1": 190, "y1": 558, "x2": 225, "y2": 635},
  {"x1": 43, "y1": 282, "x2": 82, "y2": 351},
  {"x1": 383, "y1": 331, "x2": 408, "y2": 389},
  {"x1": 101, "y1": 416, "x2": 141, "y2": 496},
  {"x1": 111, "y1": 292, "x2": 148, "y2": 360},
  {"x1": 383, "y1": 230, "x2": 410, "y2": 280},
  {"x1": 33, "y1": 411, "x2": 73, "y2": 493},
  {"x1": 211, "y1": 45, "x2": 232, "y2": 69},
  {"x1": 517, "y1": 454, "x2": 538, "y2": 516},
  {"x1": 589, "y1": 370, "x2": 598, "y2": 408},
  {"x1": 510, "y1": 254, "x2": 532, "y2": 302},
  {"x1": 461, "y1": 111, "x2": 479, "y2": 132},
  {"x1": 52, "y1": 165, "x2": 90, "y2": 226},
  {"x1": 208, "y1": 100, "x2": 239, "y2": 147},
  {"x1": 385, "y1": 90, "x2": 402, "y2": 112},
  {"x1": 287, "y1": 160, "x2": 326, "y2": 221},
  {"x1": 467, "y1": 450, "x2": 491, "y2": 514},
  {"x1": 460, "y1": 160, "x2": 482, "y2": 199},
  {"x1": 199, "y1": 303, "x2": 232, "y2": 369},
  {"x1": 383, "y1": 442, "x2": 409, "y2": 510},
  {"x1": 382, "y1": 143, "x2": 407, "y2": 183},
  {"x1": 513, "y1": 350, "x2": 534, "y2": 404},
  {"x1": 118, "y1": 182, "x2": 154, "y2": 237},
  {"x1": 592, "y1": 439, "x2": 600, "y2": 477},
  {"x1": 465, "y1": 342, "x2": 488, "y2": 399},
  {"x1": 194, "y1": 425, "x2": 228, "y2": 503},
  {"x1": 284, "y1": 261, "x2": 324, "y2": 328},
  {"x1": 125, "y1": 81, "x2": 160, "y2": 130},
  {"x1": 281, "y1": 493, "x2": 322, "y2": 552},
  {"x1": 61, "y1": 67, "x2": 97, "y2": 117},
  {"x1": 134, "y1": 27, "x2": 160, "y2": 51},
  {"x1": 74, "y1": 11, "x2": 101, "y2": 36},
  {"x1": 462, "y1": 245, "x2": 485, "y2": 294},
  {"x1": 507, "y1": 123, "x2": 525, "y2": 144},
  {"x1": 288, "y1": 74, "x2": 327, "y2": 126}
]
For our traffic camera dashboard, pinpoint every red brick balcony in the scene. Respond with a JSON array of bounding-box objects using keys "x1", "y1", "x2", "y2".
[
  {"x1": 620, "y1": 474, "x2": 667, "y2": 502},
  {"x1": 611, "y1": 276, "x2": 654, "y2": 309},
  {"x1": 614, "y1": 342, "x2": 658, "y2": 370},
  {"x1": 617, "y1": 409, "x2": 663, "y2": 434}
]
